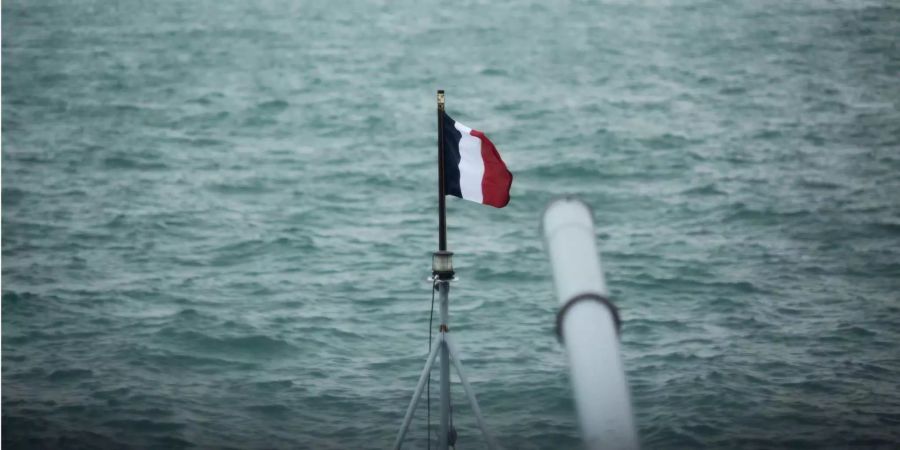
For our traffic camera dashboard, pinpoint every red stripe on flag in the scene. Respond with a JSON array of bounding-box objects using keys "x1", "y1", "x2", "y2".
[{"x1": 470, "y1": 129, "x2": 512, "y2": 208}]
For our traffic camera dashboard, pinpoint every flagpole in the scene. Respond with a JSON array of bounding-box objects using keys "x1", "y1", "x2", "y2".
[
  {"x1": 437, "y1": 90, "x2": 447, "y2": 251},
  {"x1": 395, "y1": 92, "x2": 497, "y2": 450},
  {"x1": 436, "y1": 89, "x2": 453, "y2": 450}
]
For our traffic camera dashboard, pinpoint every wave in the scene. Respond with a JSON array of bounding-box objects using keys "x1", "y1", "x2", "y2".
[
  {"x1": 102, "y1": 419, "x2": 186, "y2": 433},
  {"x1": 102, "y1": 155, "x2": 169, "y2": 171},
  {"x1": 154, "y1": 328, "x2": 297, "y2": 358},
  {"x1": 680, "y1": 183, "x2": 727, "y2": 196},
  {"x1": 253, "y1": 99, "x2": 290, "y2": 112},
  {"x1": 47, "y1": 368, "x2": 93, "y2": 381}
]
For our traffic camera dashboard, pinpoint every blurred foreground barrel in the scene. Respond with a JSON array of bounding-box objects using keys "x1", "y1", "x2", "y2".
[{"x1": 542, "y1": 198, "x2": 639, "y2": 450}]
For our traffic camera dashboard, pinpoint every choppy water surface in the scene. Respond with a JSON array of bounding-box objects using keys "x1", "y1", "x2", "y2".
[{"x1": 3, "y1": 0, "x2": 900, "y2": 448}]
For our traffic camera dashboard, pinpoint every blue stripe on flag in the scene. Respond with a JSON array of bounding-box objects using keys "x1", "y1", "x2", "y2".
[{"x1": 441, "y1": 111, "x2": 463, "y2": 198}]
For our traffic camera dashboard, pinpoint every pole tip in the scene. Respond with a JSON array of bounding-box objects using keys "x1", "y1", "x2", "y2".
[{"x1": 437, "y1": 90, "x2": 445, "y2": 108}]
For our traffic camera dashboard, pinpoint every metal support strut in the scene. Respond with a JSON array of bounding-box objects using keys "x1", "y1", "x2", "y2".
[
  {"x1": 438, "y1": 281, "x2": 451, "y2": 450},
  {"x1": 393, "y1": 279, "x2": 499, "y2": 450}
]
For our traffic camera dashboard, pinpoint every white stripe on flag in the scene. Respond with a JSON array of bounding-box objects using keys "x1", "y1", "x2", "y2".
[{"x1": 454, "y1": 121, "x2": 484, "y2": 203}]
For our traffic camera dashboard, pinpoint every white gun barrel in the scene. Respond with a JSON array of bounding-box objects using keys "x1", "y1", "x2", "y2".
[{"x1": 542, "y1": 198, "x2": 639, "y2": 450}]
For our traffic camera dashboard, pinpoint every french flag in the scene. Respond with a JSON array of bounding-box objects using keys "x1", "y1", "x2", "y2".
[{"x1": 441, "y1": 111, "x2": 513, "y2": 208}]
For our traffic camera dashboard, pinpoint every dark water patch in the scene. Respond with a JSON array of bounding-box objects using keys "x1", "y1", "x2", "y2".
[
  {"x1": 90, "y1": 387, "x2": 131, "y2": 401},
  {"x1": 722, "y1": 202, "x2": 812, "y2": 225},
  {"x1": 834, "y1": 324, "x2": 877, "y2": 338},
  {"x1": 719, "y1": 314, "x2": 772, "y2": 333},
  {"x1": 103, "y1": 418, "x2": 186, "y2": 433},
  {"x1": 244, "y1": 403, "x2": 292, "y2": 418},
  {"x1": 480, "y1": 67, "x2": 509, "y2": 76},
  {"x1": 160, "y1": 135, "x2": 227, "y2": 148},
  {"x1": 1, "y1": 290, "x2": 29, "y2": 307},
  {"x1": 626, "y1": 318, "x2": 693, "y2": 336},
  {"x1": 129, "y1": 348, "x2": 260, "y2": 372},
  {"x1": 173, "y1": 308, "x2": 203, "y2": 319},
  {"x1": 719, "y1": 85, "x2": 748, "y2": 96},
  {"x1": 629, "y1": 272, "x2": 766, "y2": 296},
  {"x1": 5, "y1": 367, "x2": 48, "y2": 380},
  {"x1": 186, "y1": 91, "x2": 225, "y2": 105},
  {"x1": 102, "y1": 155, "x2": 169, "y2": 171},
  {"x1": 2, "y1": 186, "x2": 28, "y2": 207},
  {"x1": 7, "y1": 329, "x2": 106, "y2": 345},
  {"x1": 241, "y1": 115, "x2": 278, "y2": 127},
  {"x1": 2, "y1": 416, "x2": 127, "y2": 450},
  {"x1": 870, "y1": 221, "x2": 900, "y2": 235},
  {"x1": 797, "y1": 177, "x2": 844, "y2": 190},
  {"x1": 151, "y1": 436, "x2": 196, "y2": 448},
  {"x1": 57, "y1": 403, "x2": 110, "y2": 417},
  {"x1": 293, "y1": 325, "x2": 366, "y2": 342},
  {"x1": 178, "y1": 110, "x2": 231, "y2": 126},
  {"x1": 706, "y1": 296, "x2": 747, "y2": 313},
  {"x1": 155, "y1": 328, "x2": 297, "y2": 357},
  {"x1": 470, "y1": 265, "x2": 534, "y2": 282},
  {"x1": 47, "y1": 368, "x2": 93, "y2": 381},
  {"x1": 1, "y1": 291, "x2": 72, "y2": 318},
  {"x1": 681, "y1": 183, "x2": 727, "y2": 196},
  {"x1": 876, "y1": 412, "x2": 900, "y2": 426},
  {"x1": 206, "y1": 236, "x2": 316, "y2": 266},
  {"x1": 253, "y1": 99, "x2": 290, "y2": 112},
  {"x1": 204, "y1": 180, "x2": 277, "y2": 195},
  {"x1": 248, "y1": 379, "x2": 294, "y2": 391},
  {"x1": 641, "y1": 425, "x2": 706, "y2": 449},
  {"x1": 4, "y1": 354, "x2": 28, "y2": 362},
  {"x1": 638, "y1": 133, "x2": 698, "y2": 150}
]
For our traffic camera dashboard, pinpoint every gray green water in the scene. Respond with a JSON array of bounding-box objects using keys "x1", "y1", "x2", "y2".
[{"x1": 3, "y1": 0, "x2": 900, "y2": 448}]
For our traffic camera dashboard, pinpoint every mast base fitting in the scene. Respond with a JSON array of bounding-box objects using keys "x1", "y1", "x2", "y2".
[{"x1": 432, "y1": 251, "x2": 455, "y2": 280}]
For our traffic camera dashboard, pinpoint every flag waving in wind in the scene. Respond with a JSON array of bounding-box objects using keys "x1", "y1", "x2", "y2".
[{"x1": 441, "y1": 111, "x2": 513, "y2": 208}]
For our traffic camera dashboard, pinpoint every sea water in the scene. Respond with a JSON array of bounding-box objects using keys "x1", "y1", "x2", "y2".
[{"x1": 3, "y1": 0, "x2": 899, "y2": 448}]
